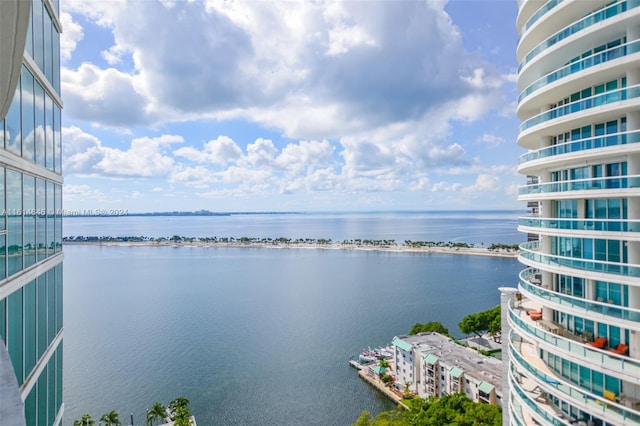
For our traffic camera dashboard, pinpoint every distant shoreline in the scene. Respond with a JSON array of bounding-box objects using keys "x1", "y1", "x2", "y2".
[{"x1": 62, "y1": 240, "x2": 519, "y2": 258}]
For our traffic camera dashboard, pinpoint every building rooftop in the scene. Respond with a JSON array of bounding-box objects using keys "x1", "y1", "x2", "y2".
[{"x1": 393, "y1": 333, "x2": 502, "y2": 392}]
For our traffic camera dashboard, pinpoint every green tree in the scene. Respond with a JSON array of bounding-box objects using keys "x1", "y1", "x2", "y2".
[
  {"x1": 379, "y1": 358, "x2": 390, "y2": 370},
  {"x1": 100, "y1": 410, "x2": 121, "y2": 426},
  {"x1": 73, "y1": 414, "x2": 96, "y2": 426},
  {"x1": 459, "y1": 305, "x2": 500, "y2": 338},
  {"x1": 147, "y1": 402, "x2": 167, "y2": 426},
  {"x1": 169, "y1": 396, "x2": 190, "y2": 413},
  {"x1": 409, "y1": 321, "x2": 451, "y2": 337},
  {"x1": 352, "y1": 394, "x2": 501, "y2": 426},
  {"x1": 169, "y1": 397, "x2": 192, "y2": 425},
  {"x1": 172, "y1": 406, "x2": 192, "y2": 426},
  {"x1": 353, "y1": 410, "x2": 375, "y2": 426}
]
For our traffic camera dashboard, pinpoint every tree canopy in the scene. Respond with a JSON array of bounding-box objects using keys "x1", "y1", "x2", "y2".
[
  {"x1": 352, "y1": 393, "x2": 501, "y2": 426},
  {"x1": 458, "y1": 305, "x2": 501, "y2": 338},
  {"x1": 409, "y1": 321, "x2": 451, "y2": 337}
]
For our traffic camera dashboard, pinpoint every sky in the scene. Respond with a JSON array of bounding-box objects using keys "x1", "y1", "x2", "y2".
[{"x1": 59, "y1": 0, "x2": 524, "y2": 213}]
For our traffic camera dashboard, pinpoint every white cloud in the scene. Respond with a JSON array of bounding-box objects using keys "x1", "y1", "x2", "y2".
[
  {"x1": 62, "y1": 126, "x2": 105, "y2": 174},
  {"x1": 62, "y1": 63, "x2": 150, "y2": 127},
  {"x1": 174, "y1": 136, "x2": 243, "y2": 165},
  {"x1": 462, "y1": 174, "x2": 501, "y2": 193},
  {"x1": 63, "y1": 184, "x2": 106, "y2": 201},
  {"x1": 478, "y1": 134, "x2": 507, "y2": 147},
  {"x1": 432, "y1": 181, "x2": 462, "y2": 192},
  {"x1": 63, "y1": 127, "x2": 182, "y2": 177},
  {"x1": 59, "y1": 12, "x2": 83, "y2": 61},
  {"x1": 98, "y1": 135, "x2": 182, "y2": 177},
  {"x1": 61, "y1": 0, "x2": 508, "y2": 137}
]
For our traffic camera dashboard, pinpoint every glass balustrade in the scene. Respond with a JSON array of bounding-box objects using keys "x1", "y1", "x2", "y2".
[
  {"x1": 519, "y1": 130, "x2": 640, "y2": 164},
  {"x1": 519, "y1": 241, "x2": 640, "y2": 277},
  {"x1": 509, "y1": 336, "x2": 640, "y2": 423},
  {"x1": 518, "y1": 269, "x2": 640, "y2": 321},
  {"x1": 508, "y1": 303, "x2": 640, "y2": 378},
  {"x1": 521, "y1": 85, "x2": 640, "y2": 132},
  {"x1": 520, "y1": 40, "x2": 640, "y2": 102},
  {"x1": 518, "y1": 216, "x2": 640, "y2": 233},
  {"x1": 510, "y1": 372, "x2": 571, "y2": 425},
  {"x1": 522, "y1": 0, "x2": 566, "y2": 33},
  {"x1": 519, "y1": 175, "x2": 640, "y2": 195},
  {"x1": 519, "y1": 0, "x2": 638, "y2": 72}
]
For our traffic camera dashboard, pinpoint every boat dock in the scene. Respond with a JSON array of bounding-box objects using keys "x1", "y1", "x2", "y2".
[{"x1": 349, "y1": 347, "x2": 408, "y2": 409}]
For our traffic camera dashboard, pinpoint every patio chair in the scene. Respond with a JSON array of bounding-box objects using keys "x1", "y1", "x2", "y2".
[
  {"x1": 608, "y1": 343, "x2": 628, "y2": 355},
  {"x1": 586, "y1": 337, "x2": 607, "y2": 349}
]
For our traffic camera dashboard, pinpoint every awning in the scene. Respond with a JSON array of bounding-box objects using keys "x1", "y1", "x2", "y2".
[
  {"x1": 392, "y1": 337, "x2": 412, "y2": 352},
  {"x1": 372, "y1": 365, "x2": 387, "y2": 374},
  {"x1": 424, "y1": 354, "x2": 439, "y2": 364},
  {"x1": 450, "y1": 367, "x2": 463, "y2": 378},
  {"x1": 478, "y1": 381, "x2": 495, "y2": 394}
]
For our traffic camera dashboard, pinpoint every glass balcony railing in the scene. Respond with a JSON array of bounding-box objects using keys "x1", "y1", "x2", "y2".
[
  {"x1": 518, "y1": 216, "x2": 640, "y2": 233},
  {"x1": 519, "y1": 40, "x2": 640, "y2": 102},
  {"x1": 518, "y1": 130, "x2": 640, "y2": 165},
  {"x1": 522, "y1": 0, "x2": 566, "y2": 33},
  {"x1": 509, "y1": 396, "x2": 528, "y2": 426},
  {"x1": 519, "y1": 241, "x2": 640, "y2": 278},
  {"x1": 519, "y1": 175, "x2": 640, "y2": 195},
  {"x1": 510, "y1": 372, "x2": 570, "y2": 426},
  {"x1": 509, "y1": 335, "x2": 640, "y2": 423},
  {"x1": 520, "y1": 174, "x2": 640, "y2": 194},
  {"x1": 519, "y1": 268, "x2": 640, "y2": 322},
  {"x1": 520, "y1": 85, "x2": 640, "y2": 132},
  {"x1": 519, "y1": 0, "x2": 639, "y2": 72},
  {"x1": 508, "y1": 302, "x2": 640, "y2": 379}
]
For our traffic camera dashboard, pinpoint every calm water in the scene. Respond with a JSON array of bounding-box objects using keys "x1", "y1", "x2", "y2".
[
  {"x1": 62, "y1": 212, "x2": 523, "y2": 425},
  {"x1": 63, "y1": 210, "x2": 523, "y2": 245}
]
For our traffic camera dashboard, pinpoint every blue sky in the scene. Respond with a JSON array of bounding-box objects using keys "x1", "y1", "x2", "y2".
[{"x1": 60, "y1": 0, "x2": 523, "y2": 213}]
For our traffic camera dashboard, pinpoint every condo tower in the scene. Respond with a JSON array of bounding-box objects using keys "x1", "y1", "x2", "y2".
[
  {"x1": 505, "y1": 0, "x2": 640, "y2": 425},
  {"x1": 0, "y1": 0, "x2": 64, "y2": 425}
]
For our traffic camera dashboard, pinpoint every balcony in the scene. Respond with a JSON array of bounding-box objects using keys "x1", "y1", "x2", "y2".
[
  {"x1": 510, "y1": 354, "x2": 576, "y2": 425},
  {"x1": 518, "y1": 241, "x2": 640, "y2": 280},
  {"x1": 520, "y1": 85, "x2": 640, "y2": 133},
  {"x1": 510, "y1": 332, "x2": 640, "y2": 424},
  {"x1": 521, "y1": 0, "x2": 567, "y2": 34},
  {"x1": 518, "y1": 0, "x2": 638, "y2": 72},
  {"x1": 519, "y1": 40, "x2": 640, "y2": 104},
  {"x1": 518, "y1": 216, "x2": 640, "y2": 234},
  {"x1": 518, "y1": 130, "x2": 640, "y2": 166},
  {"x1": 519, "y1": 268, "x2": 640, "y2": 328},
  {"x1": 508, "y1": 300, "x2": 640, "y2": 383},
  {"x1": 518, "y1": 175, "x2": 640, "y2": 197}
]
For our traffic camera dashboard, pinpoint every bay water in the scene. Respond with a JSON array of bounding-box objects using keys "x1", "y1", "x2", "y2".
[{"x1": 62, "y1": 211, "x2": 523, "y2": 425}]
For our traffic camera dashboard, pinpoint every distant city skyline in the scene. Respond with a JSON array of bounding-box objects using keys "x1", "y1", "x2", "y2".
[{"x1": 61, "y1": 0, "x2": 522, "y2": 213}]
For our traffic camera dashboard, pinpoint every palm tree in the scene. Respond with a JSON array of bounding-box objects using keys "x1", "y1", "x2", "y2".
[
  {"x1": 169, "y1": 397, "x2": 190, "y2": 414},
  {"x1": 379, "y1": 358, "x2": 390, "y2": 370},
  {"x1": 172, "y1": 406, "x2": 192, "y2": 426},
  {"x1": 168, "y1": 397, "x2": 191, "y2": 424},
  {"x1": 146, "y1": 402, "x2": 167, "y2": 426},
  {"x1": 73, "y1": 414, "x2": 96, "y2": 426},
  {"x1": 100, "y1": 411, "x2": 121, "y2": 426}
]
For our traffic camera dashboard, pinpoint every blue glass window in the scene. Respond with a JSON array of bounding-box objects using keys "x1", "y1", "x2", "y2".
[{"x1": 21, "y1": 67, "x2": 35, "y2": 162}]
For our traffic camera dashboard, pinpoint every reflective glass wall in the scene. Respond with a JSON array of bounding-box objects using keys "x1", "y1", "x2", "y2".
[{"x1": 0, "y1": 0, "x2": 63, "y2": 424}]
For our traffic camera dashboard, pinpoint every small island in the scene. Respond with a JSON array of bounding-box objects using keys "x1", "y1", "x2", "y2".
[{"x1": 63, "y1": 236, "x2": 519, "y2": 258}]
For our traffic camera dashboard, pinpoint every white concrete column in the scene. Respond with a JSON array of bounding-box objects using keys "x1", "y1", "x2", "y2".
[
  {"x1": 586, "y1": 279, "x2": 595, "y2": 301},
  {"x1": 499, "y1": 287, "x2": 518, "y2": 426},
  {"x1": 540, "y1": 135, "x2": 552, "y2": 149}
]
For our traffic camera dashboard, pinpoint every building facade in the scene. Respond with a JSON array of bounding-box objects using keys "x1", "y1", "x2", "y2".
[
  {"x1": 0, "y1": 0, "x2": 64, "y2": 425},
  {"x1": 507, "y1": 0, "x2": 640, "y2": 425},
  {"x1": 391, "y1": 333, "x2": 502, "y2": 406}
]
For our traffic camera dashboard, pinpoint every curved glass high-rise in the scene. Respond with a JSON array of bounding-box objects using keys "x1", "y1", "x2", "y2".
[
  {"x1": 507, "y1": 0, "x2": 640, "y2": 425},
  {"x1": 0, "y1": 0, "x2": 64, "y2": 425}
]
